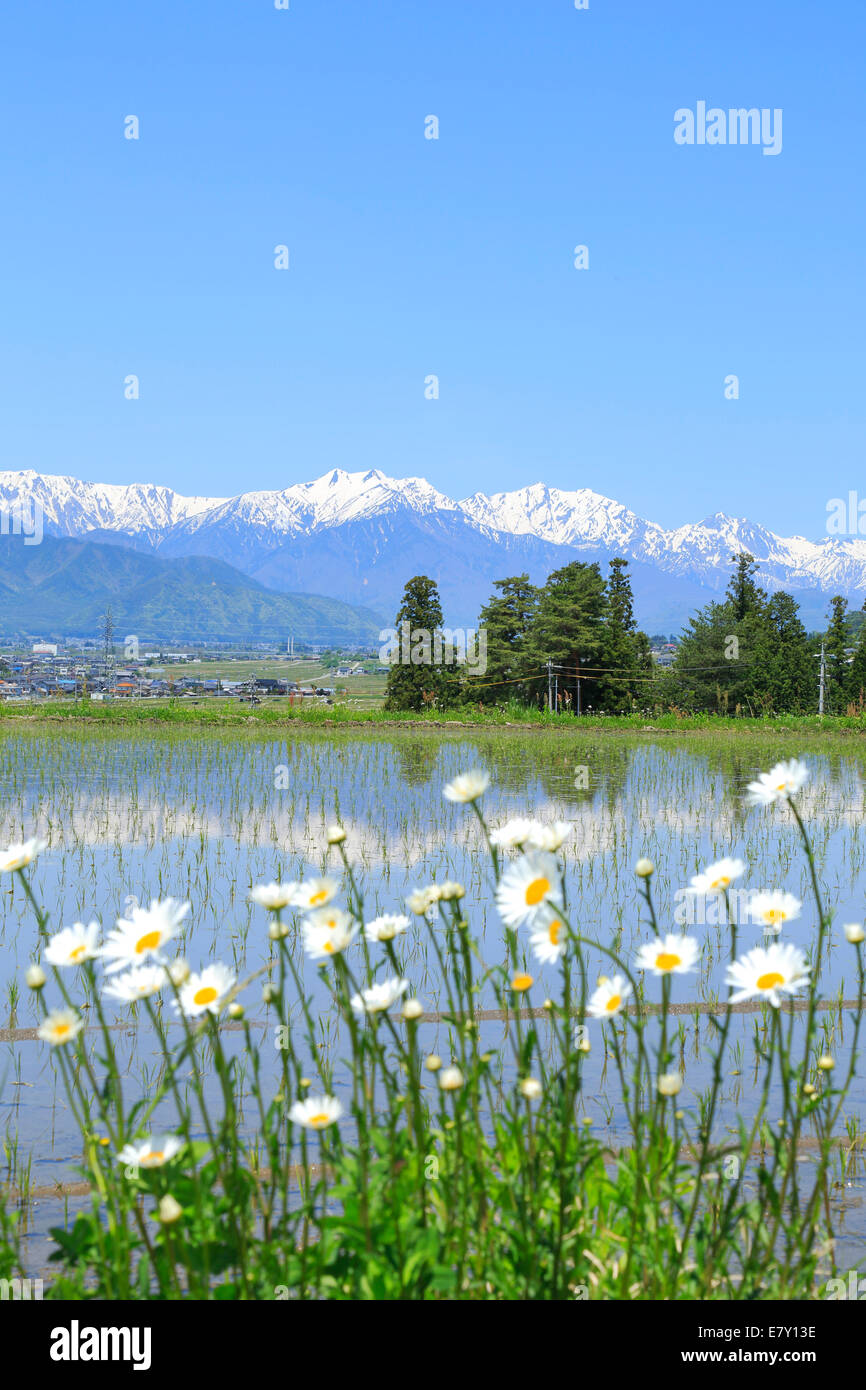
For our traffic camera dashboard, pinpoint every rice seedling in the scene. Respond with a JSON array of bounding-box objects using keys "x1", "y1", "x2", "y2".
[{"x1": 0, "y1": 751, "x2": 862, "y2": 1298}]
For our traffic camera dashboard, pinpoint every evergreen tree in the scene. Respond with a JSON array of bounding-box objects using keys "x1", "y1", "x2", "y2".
[
  {"x1": 759, "y1": 592, "x2": 814, "y2": 713},
  {"x1": 526, "y1": 561, "x2": 606, "y2": 713},
  {"x1": 671, "y1": 553, "x2": 774, "y2": 714},
  {"x1": 383, "y1": 576, "x2": 450, "y2": 711},
  {"x1": 847, "y1": 601, "x2": 866, "y2": 710},
  {"x1": 824, "y1": 595, "x2": 852, "y2": 712},
  {"x1": 466, "y1": 574, "x2": 538, "y2": 706},
  {"x1": 729, "y1": 553, "x2": 764, "y2": 622},
  {"x1": 599, "y1": 558, "x2": 652, "y2": 712}
]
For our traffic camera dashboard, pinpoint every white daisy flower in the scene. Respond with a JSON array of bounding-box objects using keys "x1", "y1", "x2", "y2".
[
  {"x1": 687, "y1": 857, "x2": 747, "y2": 894},
  {"x1": 746, "y1": 759, "x2": 809, "y2": 807},
  {"x1": 529, "y1": 906, "x2": 568, "y2": 964},
  {"x1": 288, "y1": 1095, "x2": 343, "y2": 1130},
  {"x1": 303, "y1": 913, "x2": 357, "y2": 960},
  {"x1": 305, "y1": 905, "x2": 354, "y2": 932},
  {"x1": 117, "y1": 1134, "x2": 183, "y2": 1169},
  {"x1": 0, "y1": 837, "x2": 47, "y2": 873},
  {"x1": 748, "y1": 890, "x2": 802, "y2": 934},
  {"x1": 364, "y1": 913, "x2": 411, "y2": 942},
  {"x1": 43, "y1": 920, "x2": 101, "y2": 969},
  {"x1": 101, "y1": 899, "x2": 189, "y2": 975},
  {"x1": 291, "y1": 877, "x2": 339, "y2": 911},
  {"x1": 103, "y1": 965, "x2": 168, "y2": 1002},
  {"x1": 350, "y1": 975, "x2": 409, "y2": 1015},
  {"x1": 173, "y1": 962, "x2": 236, "y2": 1018},
  {"x1": 725, "y1": 942, "x2": 810, "y2": 1008},
  {"x1": 249, "y1": 882, "x2": 298, "y2": 911},
  {"x1": 495, "y1": 852, "x2": 563, "y2": 929},
  {"x1": 635, "y1": 934, "x2": 699, "y2": 977},
  {"x1": 438, "y1": 881, "x2": 465, "y2": 901},
  {"x1": 489, "y1": 818, "x2": 535, "y2": 850},
  {"x1": 37, "y1": 1008, "x2": 84, "y2": 1046},
  {"x1": 406, "y1": 886, "x2": 439, "y2": 916},
  {"x1": 523, "y1": 821, "x2": 572, "y2": 852},
  {"x1": 443, "y1": 770, "x2": 490, "y2": 804},
  {"x1": 587, "y1": 974, "x2": 632, "y2": 1019}
]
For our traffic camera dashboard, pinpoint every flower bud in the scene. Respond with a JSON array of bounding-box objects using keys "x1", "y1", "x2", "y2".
[
  {"x1": 635, "y1": 858, "x2": 654, "y2": 878},
  {"x1": 168, "y1": 958, "x2": 190, "y2": 986},
  {"x1": 25, "y1": 964, "x2": 46, "y2": 990},
  {"x1": 817, "y1": 1055, "x2": 835, "y2": 1071},
  {"x1": 326, "y1": 825, "x2": 346, "y2": 846},
  {"x1": 439, "y1": 1066, "x2": 464, "y2": 1092},
  {"x1": 157, "y1": 1194, "x2": 183, "y2": 1225},
  {"x1": 844, "y1": 922, "x2": 865, "y2": 944},
  {"x1": 228, "y1": 1002, "x2": 244, "y2": 1020},
  {"x1": 658, "y1": 1072, "x2": 683, "y2": 1097},
  {"x1": 402, "y1": 999, "x2": 423, "y2": 1020},
  {"x1": 519, "y1": 1077, "x2": 542, "y2": 1101},
  {"x1": 425, "y1": 1054, "x2": 442, "y2": 1072}
]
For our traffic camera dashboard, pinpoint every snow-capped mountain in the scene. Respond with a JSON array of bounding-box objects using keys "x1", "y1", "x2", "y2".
[{"x1": 1, "y1": 467, "x2": 863, "y2": 630}]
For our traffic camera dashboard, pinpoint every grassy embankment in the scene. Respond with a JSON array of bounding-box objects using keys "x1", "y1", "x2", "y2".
[{"x1": 1, "y1": 696, "x2": 866, "y2": 738}]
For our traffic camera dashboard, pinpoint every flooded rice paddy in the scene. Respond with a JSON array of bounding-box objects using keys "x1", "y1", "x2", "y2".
[{"x1": 2, "y1": 725, "x2": 866, "y2": 1274}]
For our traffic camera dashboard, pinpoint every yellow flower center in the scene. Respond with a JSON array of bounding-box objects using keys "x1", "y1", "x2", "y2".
[
  {"x1": 548, "y1": 919, "x2": 562, "y2": 944},
  {"x1": 54, "y1": 1022, "x2": 70, "y2": 1038},
  {"x1": 757, "y1": 971, "x2": 784, "y2": 991},
  {"x1": 605, "y1": 994, "x2": 621, "y2": 1013},
  {"x1": 655, "y1": 952, "x2": 681, "y2": 971},
  {"x1": 193, "y1": 986, "x2": 218, "y2": 1006},
  {"x1": 309, "y1": 889, "x2": 328, "y2": 906},
  {"x1": 525, "y1": 877, "x2": 550, "y2": 906},
  {"x1": 710, "y1": 876, "x2": 730, "y2": 889},
  {"x1": 309, "y1": 1113, "x2": 329, "y2": 1128},
  {"x1": 69, "y1": 944, "x2": 88, "y2": 961},
  {"x1": 323, "y1": 940, "x2": 335, "y2": 954},
  {"x1": 144, "y1": 1150, "x2": 164, "y2": 1164},
  {"x1": 764, "y1": 909, "x2": 785, "y2": 923},
  {"x1": 512, "y1": 973, "x2": 533, "y2": 992},
  {"x1": 136, "y1": 930, "x2": 162, "y2": 954}
]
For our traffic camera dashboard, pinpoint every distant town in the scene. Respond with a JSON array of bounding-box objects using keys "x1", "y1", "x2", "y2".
[
  {"x1": 0, "y1": 633, "x2": 681, "y2": 705},
  {"x1": 0, "y1": 638, "x2": 395, "y2": 705}
]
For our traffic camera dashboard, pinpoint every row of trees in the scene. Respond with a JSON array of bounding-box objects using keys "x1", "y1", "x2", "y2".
[
  {"x1": 667, "y1": 555, "x2": 866, "y2": 715},
  {"x1": 383, "y1": 554, "x2": 866, "y2": 716},
  {"x1": 384, "y1": 560, "x2": 652, "y2": 713}
]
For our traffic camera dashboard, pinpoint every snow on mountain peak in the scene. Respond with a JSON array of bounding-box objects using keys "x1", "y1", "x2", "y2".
[{"x1": 2, "y1": 466, "x2": 866, "y2": 606}]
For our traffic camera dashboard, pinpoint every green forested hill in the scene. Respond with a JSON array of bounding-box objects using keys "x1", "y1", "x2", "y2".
[{"x1": 0, "y1": 534, "x2": 383, "y2": 643}]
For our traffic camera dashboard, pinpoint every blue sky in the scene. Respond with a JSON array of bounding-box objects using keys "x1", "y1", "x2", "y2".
[{"x1": 0, "y1": 0, "x2": 862, "y2": 536}]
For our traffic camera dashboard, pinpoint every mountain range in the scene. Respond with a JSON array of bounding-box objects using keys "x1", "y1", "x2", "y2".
[{"x1": 1, "y1": 467, "x2": 863, "y2": 636}]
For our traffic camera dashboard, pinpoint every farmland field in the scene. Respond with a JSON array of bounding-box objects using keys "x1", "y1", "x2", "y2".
[{"x1": 2, "y1": 725, "x2": 866, "y2": 1293}]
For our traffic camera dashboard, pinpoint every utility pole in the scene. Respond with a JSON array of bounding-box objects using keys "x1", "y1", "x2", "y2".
[
  {"x1": 101, "y1": 607, "x2": 115, "y2": 696},
  {"x1": 553, "y1": 670, "x2": 558, "y2": 713},
  {"x1": 818, "y1": 641, "x2": 826, "y2": 715},
  {"x1": 547, "y1": 659, "x2": 553, "y2": 713}
]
